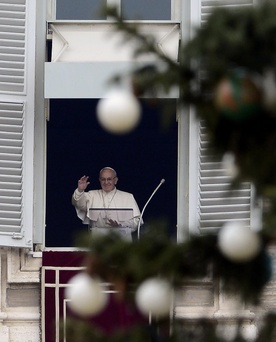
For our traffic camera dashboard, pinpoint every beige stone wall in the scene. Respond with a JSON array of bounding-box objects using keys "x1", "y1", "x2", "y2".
[
  {"x1": 0, "y1": 248, "x2": 41, "y2": 342},
  {"x1": 174, "y1": 245, "x2": 276, "y2": 340},
  {"x1": 0, "y1": 246, "x2": 275, "y2": 341}
]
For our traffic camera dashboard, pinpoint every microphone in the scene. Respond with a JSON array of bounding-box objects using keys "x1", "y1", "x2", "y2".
[{"x1": 137, "y1": 179, "x2": 165, "y2": 239}]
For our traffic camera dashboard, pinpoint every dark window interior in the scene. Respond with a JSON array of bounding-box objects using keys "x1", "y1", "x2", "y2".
[{"x1": 46, "y1": 99, "x2": 177, "y2": 247}]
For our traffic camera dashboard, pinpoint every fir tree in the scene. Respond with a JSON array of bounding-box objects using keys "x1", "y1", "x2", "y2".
[{"x1": 64, "y1": 2, "x2": 276, "y2": 341}]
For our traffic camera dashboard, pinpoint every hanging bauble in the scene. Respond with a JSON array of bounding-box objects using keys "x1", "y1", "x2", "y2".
[
  {"x1": 96, "y1": 89, "x2": 141, "y2": 134},
  {"x1": 221, "y1": 152, "x2": 239, "y2": 179},
  {"x1": 218, "y1": 222, "x2": 262, "y2": 263},
  {"x1": 65, "y1": 272, "x2": 109, "y2": 317},
  {"x1": 135, "y1": 277, "x2": 173, "y2": 318},
  {"x1": 214, "y1": 74, "x2": 262, "y2": 121}
]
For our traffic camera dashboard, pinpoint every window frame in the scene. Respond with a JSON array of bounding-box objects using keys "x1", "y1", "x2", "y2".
[{"x1": 43, "y1": 0, "x2": 261, "y2": 249}]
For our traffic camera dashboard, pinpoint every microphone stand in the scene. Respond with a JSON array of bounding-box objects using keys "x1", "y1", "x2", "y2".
[{"x1": 137, "y1": 179, "x2": 165, "y2": 239}]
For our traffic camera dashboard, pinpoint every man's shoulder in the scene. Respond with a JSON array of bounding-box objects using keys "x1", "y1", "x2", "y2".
[{"x1": 116, "y1": 189, "x2": 133, "y2": 196}]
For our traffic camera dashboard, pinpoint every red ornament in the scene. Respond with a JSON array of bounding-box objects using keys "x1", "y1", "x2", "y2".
[{"x1": 214, "y1": 75, "x2": 262, "y2": 121}]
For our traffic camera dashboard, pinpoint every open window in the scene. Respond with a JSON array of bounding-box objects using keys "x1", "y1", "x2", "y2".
[
  {"x1": 45, "y1": 99, "x2": 178, "y2": 247},
  {"x1": 44, "y1": 0, "x2": 180, "y2": 247}
]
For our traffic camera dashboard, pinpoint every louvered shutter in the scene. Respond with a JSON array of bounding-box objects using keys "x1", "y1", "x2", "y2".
[
  {"x1": 194, "y1": 0, "x2": 257, "y2": 234},
  {"x1": 201, "y1": 0, "x2": 254, "y2": 22},
  {"x1": 0, "y1": 102, "x2": 24, "y2": 238},
  {"x1": 198, "y1": 121, "x2": 252, "y2": 234},
  {"x1": 0, "y1": 0, "x2": 34, "y2": 247},
  {"x1": 0, "y1": 0, "x2": 26, "y2": 94}
]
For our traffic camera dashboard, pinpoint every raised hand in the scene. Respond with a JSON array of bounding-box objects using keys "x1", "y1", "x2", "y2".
[{"x1": 77, "y1": 175, "x2": 90, "y2": 192}]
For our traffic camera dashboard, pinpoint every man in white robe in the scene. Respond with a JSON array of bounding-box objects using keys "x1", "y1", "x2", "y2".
[{"x1": 72, "y1": 167, "x2": 142, "y2": 241}]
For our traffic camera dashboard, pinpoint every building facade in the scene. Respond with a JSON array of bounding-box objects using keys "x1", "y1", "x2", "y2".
[{"x1": 0, "y1": 0, "x2": 273, "y2": 341}]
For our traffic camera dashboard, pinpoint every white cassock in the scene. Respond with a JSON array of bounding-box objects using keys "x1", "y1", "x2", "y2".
[{"x1": 72, "y1": 187, "x2": 142, "y2": 241}]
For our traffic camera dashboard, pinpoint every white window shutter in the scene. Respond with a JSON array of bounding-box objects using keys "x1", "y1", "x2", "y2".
[
  {"x1": 198, "y1": 121, "x2": 252, "y2": 234},
  {"x1": 0, "y1": 0, "x2": 26, "y2": 94},
  {"x1": 191, "y1": 0, "x2": 258, "y2": 234},
  {"x1": 0, "y1": 101, "x2": 28, "y2": 245},
  {"x1": 0, "y1": 0, "x2": 35, "y2": 248},
  {"x1": 201, "y1": 0, "x2": 254, "y2": 22}
]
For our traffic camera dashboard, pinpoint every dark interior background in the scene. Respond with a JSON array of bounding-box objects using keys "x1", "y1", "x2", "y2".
[{"x1": 46, "y1": 99, "x2": 177, "y2": 247}]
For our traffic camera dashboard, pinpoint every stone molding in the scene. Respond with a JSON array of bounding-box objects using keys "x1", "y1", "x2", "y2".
[{"x1": 6, "y1": 248, "x2": 42, "y2": 284}]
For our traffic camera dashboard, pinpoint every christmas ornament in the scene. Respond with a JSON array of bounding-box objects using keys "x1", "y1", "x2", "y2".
[
  {"x1": 214, "y1": 75, "x2": 262, "y2": 121},
  {"x1": 96, "y1": 89, "x2": 141, "y2": 134},
  {"x1": 218, "y1": 222, "x2": 262, "y2": 263},
  {"x1": 135, "y1": 277, "x2": 173, "y2": 318},
  {"x1": 65, "y1": 272, "x2": 109, "y2": 317}
]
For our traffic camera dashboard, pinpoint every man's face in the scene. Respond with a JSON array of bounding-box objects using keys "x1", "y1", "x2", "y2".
[{"x1": 99, "y1": 170, "x2": 118, "y2": 192}]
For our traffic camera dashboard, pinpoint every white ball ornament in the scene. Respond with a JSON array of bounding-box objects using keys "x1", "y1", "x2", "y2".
[
  {"x1": 96, "y1": 89, "x2": 141, "y2": 134},
  {"x1": 218, "y1": 222, "x2": 261, "y2": 263},
  {"x1": 65, "y1": 272, "x2": 109, "y2": 317},
  {"x1": 135, "y1": 277, "x2": 173, "y2": 318}
]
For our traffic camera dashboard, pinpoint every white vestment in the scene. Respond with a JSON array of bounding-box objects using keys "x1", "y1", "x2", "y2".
[{"x1": 72, "y1": 187, "x2": 141, "y2": 241}]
